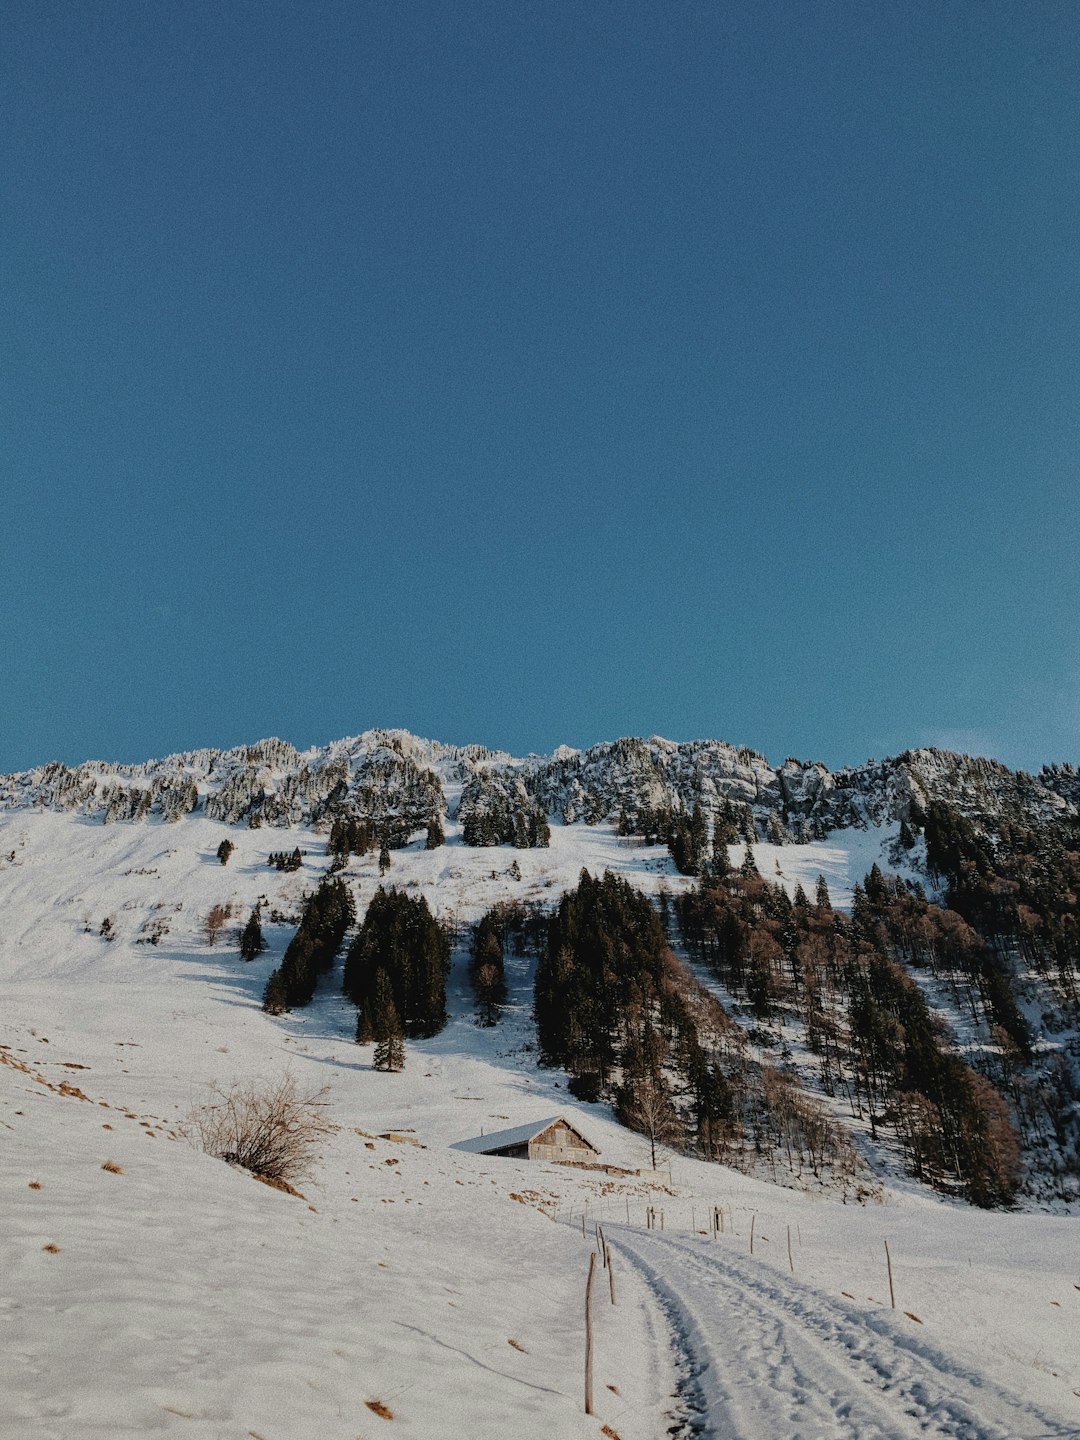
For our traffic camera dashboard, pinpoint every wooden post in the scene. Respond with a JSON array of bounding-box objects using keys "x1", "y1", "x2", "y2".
[
  {"x1": 660, "y1": 1209, "x2": 664, "y2": 1232},
  {"x1": 625, "y1": 1197, "x2": 630, "y2": 1223},
  {"x1": 581, "y1": 1213, "x2": 586, "y2": 1239},
  {"x1": 719, "y1": 1208, "x2": 724, "y2": 1235},
  {"x1": 750, "y1": 1214, "x2": 756, "y2": 1256},
  {"x1": 692, "y1": 1206, "x2": 696, "y2": 1234},
  {"x1": 584, "y1": 1252, "x2": 597, "y2": 1415},
  {"x1": 884, "y1": 1240, "x2": 895, "y2": 1310},
  {"x1": 787, "y1": 1225, "x2": 794, "y2": 1274},
  {"x1": 608, "y1": 1253, "x2": 616, "y2": 1305}
]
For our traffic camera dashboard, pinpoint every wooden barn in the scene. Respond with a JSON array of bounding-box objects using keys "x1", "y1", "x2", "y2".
[{"x1": 456, "y1": 1115, "x2": 600, "y2": 1164}]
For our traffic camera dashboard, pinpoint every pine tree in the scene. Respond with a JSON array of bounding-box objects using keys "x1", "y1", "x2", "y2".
[
  {"x1": 378, "y1": 842, "x2": 391, "y2": 875},
  {"x1": 239, "y1": 908, "x2": 266, "y2": 961},
  {"x1": 425, "y1": 814, "x2": 444, "y2": 850},
  {"x1": 345, "y1": 887, "x2": 449, "y2": 1040},
  {"x1": 369, "y1": 968, "x2": 405, "y2": 1071},
  {"x1": 529, "y1": 806, "x2": 551, "y2": 848},
  {"x1": 815, "y1": 873, "x2": 832, "y2": 911},
  {"x1": 262, "y1": 967, "x2": 289, "y2": 1015},
  {"x1": 217, "y1": 838, "x2": 235, "y2": 865}
]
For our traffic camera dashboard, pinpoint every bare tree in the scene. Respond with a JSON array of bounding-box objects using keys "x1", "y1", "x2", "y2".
[
  {"x1": 619, "y1": 1065, "x2": 684, "y2": 1170},
  {"x1": 203, "y1": 903, "x2": 231, "y2": 947},
  {"x1": 180, "y1": 1074, "x2": 331, "y2": 1183}
]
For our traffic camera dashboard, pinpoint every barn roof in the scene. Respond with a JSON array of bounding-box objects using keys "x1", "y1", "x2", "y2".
[{"x1": 454, "y1": 1114, "x2": 599, "y2": 1155}]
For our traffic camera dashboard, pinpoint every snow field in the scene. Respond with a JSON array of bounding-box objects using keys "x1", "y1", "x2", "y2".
[{"x1": 1, "y1": 807, "x2": 1077, "y2": 1437}]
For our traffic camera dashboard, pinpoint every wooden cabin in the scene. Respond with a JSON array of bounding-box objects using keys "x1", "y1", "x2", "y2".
[{"x1": 456, "y1": 1115, "x2": 600, "y2": 1164}]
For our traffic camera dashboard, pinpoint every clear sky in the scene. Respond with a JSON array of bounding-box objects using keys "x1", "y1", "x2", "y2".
[{"x1": 2, "y1": 1, "x2": 1077, "y2": 774}]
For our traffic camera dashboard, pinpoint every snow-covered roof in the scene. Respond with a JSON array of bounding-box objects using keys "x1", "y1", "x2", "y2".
[{"x1": 453, "y1": 1115, "x2": 598, "y2": 1155}]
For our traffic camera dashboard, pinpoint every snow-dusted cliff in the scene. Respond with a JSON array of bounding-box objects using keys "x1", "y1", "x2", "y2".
[{"x1": 2, "y1": 729, "x2": 1073, "y2": 840}]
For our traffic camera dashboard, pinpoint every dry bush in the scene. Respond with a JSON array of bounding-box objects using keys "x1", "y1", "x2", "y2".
[
  {"x1": 180, "y1": 1074, "x2": 330, "y2": 1183},
  {"x1": 364, "y1": 1400, "x2": 394, "y2": 1420},
  {"x1": 203, "y1": 903, "x2": 232, "y2": 947},
  {"x1": 101, "y1": 1159, "x2": 123, "y2": 1174}
]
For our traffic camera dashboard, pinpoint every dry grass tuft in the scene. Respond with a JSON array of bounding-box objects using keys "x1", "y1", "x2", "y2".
[
  {"x1": 507, "y1": 1338, "x2": 527, "y2": 1353},
  {"x1": 252, "y1": 1172, "x2": 305, "y2": 1199},
  {"x1": 601, "y1": 1426, "x2": 623, "y2": 1439},
  {"x1": 42, "y1": 1243, "x2": 61, "y2": 1254},
  {"x1": 28, "y1": 1180, "x2": 41, "y2": 1190},
  {"x1": 101, "y1": 1159, "x2": 123, "y2": 1174},
  {"x1": 364, "y1": 1399, "x2": 394, "y2": 1420},
  {"x1": 904, "y1": 1311, "x2": 923, "y2": 1323}
]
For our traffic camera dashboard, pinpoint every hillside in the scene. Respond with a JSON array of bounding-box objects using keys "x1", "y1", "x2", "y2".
[{"x1": 2, "y1": 729, "x2": 1079, "y2": 1436}]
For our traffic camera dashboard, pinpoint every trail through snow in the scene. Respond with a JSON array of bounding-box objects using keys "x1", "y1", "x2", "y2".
[{"x1": 607, "y1": 1226, "x2": 1077, "y2": 1440}]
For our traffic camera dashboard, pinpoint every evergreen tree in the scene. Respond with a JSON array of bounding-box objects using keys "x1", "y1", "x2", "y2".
[
  {"x1": 345, "y1": 887, "x2": 449, "y2": 1039},
  {"x1": 262, "y1": 967, "x2": 288, "y2": 1015},
  {"x1": 471, "y1": 909, "x2": 506, "y2": 1024},
  {"x1": 239, "y1": 908, "x2": 266, "y2": 961},
  {"x1": 425, "y1": 813, "x2": 444, "y2": 849},
  {"x1": 815, "y1": 874, "x2": 832, "y2": 911},
  {"x1": 217, "y1": 838, "x2": 235, "y2": 865},
  {"x1": 263, "y1": 875, "x2": 355, "y2": 1011},
  {"x1": 529, "y1": 806, "x2": 551, "y2": 848},
  {"x1": 369, "y1": 968, "x2": 405, "y2": 1071},
  {"x1": 378, "y1": 842, "x2": 391, "y2": 875}
]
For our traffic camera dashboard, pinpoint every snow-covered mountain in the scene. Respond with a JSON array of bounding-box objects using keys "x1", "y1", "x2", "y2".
[
  {"x1": 3, "y1": 728, "x2": 1079, "y2": 1436},
  {"x1": 2, "y1": 727, "x2": 1073, "y2": 837}
]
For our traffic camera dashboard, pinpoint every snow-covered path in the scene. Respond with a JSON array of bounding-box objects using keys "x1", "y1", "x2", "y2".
[{"x1": 607, "y1": 1226, "x2": 1077, "y2": 1440}]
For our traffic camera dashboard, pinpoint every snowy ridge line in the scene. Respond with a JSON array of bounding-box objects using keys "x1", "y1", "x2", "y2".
[
  {"x1": 1, "y1": 727, "x2": 1074, "y2": 835},
  {"x1": 604, "y1": 1226, "x2": 1077, "y2": 1440}
]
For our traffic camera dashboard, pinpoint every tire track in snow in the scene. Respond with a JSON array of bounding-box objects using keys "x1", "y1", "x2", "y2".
[{"x1": 607, "y1": 1227, "x2": 1077, "y2": 1440}]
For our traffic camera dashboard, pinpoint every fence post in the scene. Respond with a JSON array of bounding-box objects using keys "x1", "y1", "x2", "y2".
[
  {"x1": 884, "y1": 1240, "x2": 896, "y2": 1310},
  {"x1": 584, "y1": 1252, "x2": 597, "y2": 1415},
  {"x1": 787, "y1": 1225, "x2": 794, "y2": 1273},
  {"x1": 750, "y1": 1214, "x2": 756, "y2": 1256}
]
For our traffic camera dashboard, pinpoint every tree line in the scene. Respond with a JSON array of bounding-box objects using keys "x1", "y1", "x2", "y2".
[{"x1": 533, "y1": 869, "x2": 859, "y2": 1190}]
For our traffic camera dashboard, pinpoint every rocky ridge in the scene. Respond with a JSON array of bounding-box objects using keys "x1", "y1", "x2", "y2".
[{"x1": 0, "y1": 729, "x2": 1073, "y2": 843}]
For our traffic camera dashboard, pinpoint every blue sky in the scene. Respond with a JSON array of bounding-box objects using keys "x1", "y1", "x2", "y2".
[{"x1": 2, "y1": 1, "x2": 1077, "y2": 773}]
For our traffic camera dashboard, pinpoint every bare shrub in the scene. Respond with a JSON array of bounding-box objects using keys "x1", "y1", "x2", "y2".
[
  {"x1": 101, "y1": 1159, "x2": 123, "y2": 1174},
  {"x1": 180, "y1": 1074, "x2": 330, "y2": 1183},
  {"x1": 203, "y1": 903, "x2": 232, "y2": 947}
]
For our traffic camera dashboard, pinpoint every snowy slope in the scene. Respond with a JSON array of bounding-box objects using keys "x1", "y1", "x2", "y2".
[{"x1": 2, "y1": 756, "x2": 1079, "y2": 1437}]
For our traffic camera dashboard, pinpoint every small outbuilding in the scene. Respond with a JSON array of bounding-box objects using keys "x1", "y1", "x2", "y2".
[{"x1": 456, "y1": 1115, "x2": 600, "y2": 1164}]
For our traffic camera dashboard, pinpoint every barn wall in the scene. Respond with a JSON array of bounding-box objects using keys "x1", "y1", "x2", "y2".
[{"x1": 528, "y1": 1121, "x2": 596, "y2": 1164}]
